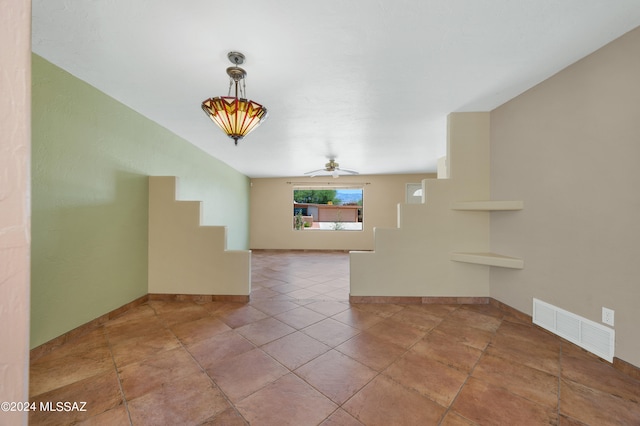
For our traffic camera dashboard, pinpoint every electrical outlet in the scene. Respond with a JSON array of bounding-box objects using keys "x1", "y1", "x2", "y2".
[{"x1": 602, "y1": 307, "x2": 615, "y2": 326}]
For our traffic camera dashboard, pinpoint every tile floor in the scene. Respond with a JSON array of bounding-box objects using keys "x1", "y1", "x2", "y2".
[{"x1": 29, "y1": 251, "x2": 640, "y2": 425}]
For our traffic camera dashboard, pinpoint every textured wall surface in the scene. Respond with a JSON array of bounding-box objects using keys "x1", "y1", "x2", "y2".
[
  {"x1": 0, "y1": 0, "x2": 31, "y2": 423},
  {"x1": 31, "y1": 55, "x2": 250, "y2": 348},
  {"x1": 491, "y1": 26, "x2": 640, "y2": 368}
]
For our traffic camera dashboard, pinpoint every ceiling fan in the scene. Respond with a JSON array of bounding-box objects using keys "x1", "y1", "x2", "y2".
[{"x1": 305, "y1": 159, "x2": 359, "y2": 178}]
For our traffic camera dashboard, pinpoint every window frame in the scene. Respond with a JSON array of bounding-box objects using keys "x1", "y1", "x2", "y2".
[{"x1": 292, "y1": 186, "x2": 364, "y2": 231}]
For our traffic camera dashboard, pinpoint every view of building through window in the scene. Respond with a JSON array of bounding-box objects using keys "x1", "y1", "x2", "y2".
[{"x1": 293, "y1": 188, "x2": 363, "y2": 231}]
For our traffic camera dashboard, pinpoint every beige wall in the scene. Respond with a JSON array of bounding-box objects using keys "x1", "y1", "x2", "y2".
[
  {"x1": 148, "y1": 177, "x2": 250, "y2": 295},
  {"x1": 250, "y1": 174, "x2": 434, "y2": 250},
  {"x1": 350, "y1": 113, "x2": 496, "y2": 297},
  {"x1": 0, "y1": 0, "x2": 31, "y2": 423},
  {"x1": 490, "y1": 26, "x2": 640, "y2": 367}
]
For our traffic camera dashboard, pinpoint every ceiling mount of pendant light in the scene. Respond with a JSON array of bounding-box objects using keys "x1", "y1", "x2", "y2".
[{"x1": 201, "y1": 51, "x2": 268, "y2": 145}]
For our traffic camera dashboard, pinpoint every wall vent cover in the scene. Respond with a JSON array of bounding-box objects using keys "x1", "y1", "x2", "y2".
[{"x1": 532, "y1": 298, "x2": 614, "y2": 362}]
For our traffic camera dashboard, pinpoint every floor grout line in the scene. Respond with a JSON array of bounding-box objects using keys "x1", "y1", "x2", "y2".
[
  {"x1": 104, "y1": 328, "x2": 135, "y2": 426},
  {"x1": 28, "y1": 252, "x2": 640, "y2": 425},
  {"x1": 437, "y1": 306, "x2": 501, "y2": 425}
]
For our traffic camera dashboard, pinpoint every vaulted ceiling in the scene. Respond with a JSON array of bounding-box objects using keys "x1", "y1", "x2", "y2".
[{"x1": 32, "y1": 1, "x2": 640, "y2": 177}]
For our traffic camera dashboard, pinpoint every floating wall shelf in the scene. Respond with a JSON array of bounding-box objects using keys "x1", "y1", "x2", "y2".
[
  {"x1": 450, "y1": 252, "x2": 524, "y2": 269},
  {"x1": 451, "y1": 200, "x2": 523, "y2": 211},
  {"x1": 450, "y1": 200, "x2": 525, "y2": 268}
]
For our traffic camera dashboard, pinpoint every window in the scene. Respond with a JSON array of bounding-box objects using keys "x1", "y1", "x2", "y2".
[
  {"x1": 406, "y1": 183, "x2": 423, "y2": 204},
  {"x1": 293, "y1": 187, "x2": 363, "y2": 231}
]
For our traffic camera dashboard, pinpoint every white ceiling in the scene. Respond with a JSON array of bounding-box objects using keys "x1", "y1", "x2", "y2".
[{"x1": 32, "y1": 1, "x2": 640, "y2": 178}]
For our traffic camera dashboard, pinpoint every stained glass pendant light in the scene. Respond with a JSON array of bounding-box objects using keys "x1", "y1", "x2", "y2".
[{"x1": 202, "y1": 52, "x2": 268, "y2": 145}]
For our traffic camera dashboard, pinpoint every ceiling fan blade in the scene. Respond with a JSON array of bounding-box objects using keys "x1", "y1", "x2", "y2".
[
  {"x1": 337, "y1": 168, "x2": 359, "y2": 175},
  {"x1": 304, "y1": 168, "x2": 326, "y2": 175}
]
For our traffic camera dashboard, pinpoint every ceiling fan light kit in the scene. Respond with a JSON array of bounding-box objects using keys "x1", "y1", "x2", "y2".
[
  {"x1": 201, "y1": 52, "x2": 268, "y2": 145},
  {"x1": 305, "y1": 159, "x2": 359, "y2": 178}
]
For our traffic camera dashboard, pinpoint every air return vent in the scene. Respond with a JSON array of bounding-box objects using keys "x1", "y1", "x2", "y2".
[{"x1": 532, "y1": 298, "x2": 614, "y2": 362}]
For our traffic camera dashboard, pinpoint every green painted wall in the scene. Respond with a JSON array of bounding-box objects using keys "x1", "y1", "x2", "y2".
[{"x1": 31, "y1": 54, "x2": 250, "y2": 348}]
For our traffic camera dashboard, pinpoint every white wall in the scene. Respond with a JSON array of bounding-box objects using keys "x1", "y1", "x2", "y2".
[{"x1": 0, "y1": 0, "x2": 31, "y2": 423}]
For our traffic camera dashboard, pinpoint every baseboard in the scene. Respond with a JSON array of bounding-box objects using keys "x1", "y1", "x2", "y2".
[
  {"x1": 489, "y1": 298, "x2": 640, "y2": 379},
  {"x1": 349, "y1": 296, "x2": 423, "y2": 304},
  {"x1": 349, "y1": 295, "x2": 640, "y2": 378},
  {"x1": 251, "y1": 248, "x2": 351, "y2": 253},
  {"x1": 349, "y1": 295, "x2": 490, "y2": 305},
  {"x1": 489, "y1": 297, "x2": 532, "y2": 323},
  {"x1": 30, "y1": 293, "x2": 248, "y2": 361},
  {"x1": 30, "y1": 294, "x2": 149, "y2": 361},
  {"x1": 148, "y1": 293, "x2": 249, "y2": 303},
  {"x1": 613, "y1": 357, "x2": 640, "y2": 381},
  {"x1": 30, "y1": 292, "x2": 640, "y2": 381}
]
